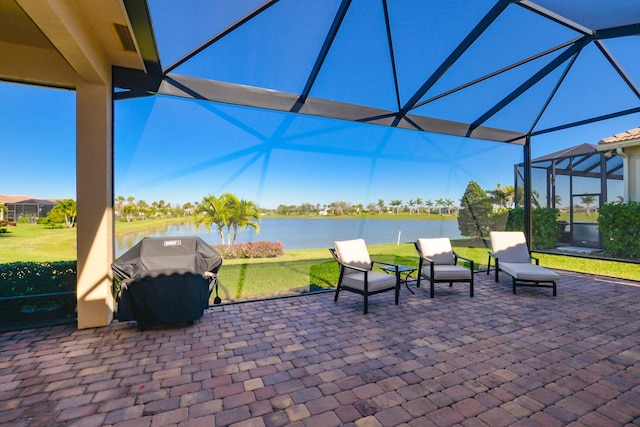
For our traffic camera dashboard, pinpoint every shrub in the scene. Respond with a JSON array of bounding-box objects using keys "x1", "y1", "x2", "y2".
[
  {"x1": 0, "y1": 261, "x2": 77, "y2": 331},
  {"x1": 598, "y1": 201, "x2": 640, "y2": 259},
  {"x1": 504, "y1": 206, "x2": 559, "y2": 250},
  {"x1": 506, "y1": 206, "x2": 525, "y2": 231},
  {"x1": 531, "y1": 207, "x2": 560, "y2": 250},
  {"x1": 213, "y1": 241, "x2": 284, "y2": 259},
  {"x1": 458, "y1": 180, "x2": 493, "y2": 239}
]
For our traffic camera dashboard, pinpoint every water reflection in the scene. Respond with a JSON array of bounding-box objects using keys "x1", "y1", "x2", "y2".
[{"x1": 115, "y1": 217, "x2": 462, "y2": 256}]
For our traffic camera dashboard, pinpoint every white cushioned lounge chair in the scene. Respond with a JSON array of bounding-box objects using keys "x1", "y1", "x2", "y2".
[
  {"x1": 488, "y1": 231, "x2": 559, "y2": 295},
  {"x1": 414, "y1": 238, "x2": 474, "y2": 298},
  {"x1": 329, "y1": 239, "x2": 400, "y2": 314}
]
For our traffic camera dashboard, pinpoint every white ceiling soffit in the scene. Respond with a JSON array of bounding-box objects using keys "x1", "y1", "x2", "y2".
[{"x1": 0, "y1": 0, "x2": 144, "y2": 88}]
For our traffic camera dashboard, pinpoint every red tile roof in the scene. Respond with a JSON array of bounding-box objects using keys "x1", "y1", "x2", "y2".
[{"x1": 598, "y1": 126, "x2": 640, "y2": 145}]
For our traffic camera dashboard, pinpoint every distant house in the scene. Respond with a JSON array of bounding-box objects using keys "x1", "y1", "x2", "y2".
[
  {"x1": 597, "y1": 127, "x2": 640, "y2": 202},
  {"x1": 0, "y1": 195, "x2": 58, "y2": 222}
]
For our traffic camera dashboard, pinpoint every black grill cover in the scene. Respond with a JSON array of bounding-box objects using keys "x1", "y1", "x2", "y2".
[{"x1": 112, "y1": 236, "x2": 222, "y2": 327}]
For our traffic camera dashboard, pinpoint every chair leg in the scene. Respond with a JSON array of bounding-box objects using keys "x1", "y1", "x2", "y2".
[
  {"x1": 334, "y1": 285, "x2": 340, "y2": 302},
  {"x1": 430, "y1": 279, "x2": 435, "y2": 298},
  {"x1": 494, "y1": 260, "x2": 500, "y2": 283},
  {"x1": 553, "y1": 282, "x2": 557, "y2": 296},
  {"x1": 395, "y1": 284, "x2": 400, "y2": 305},
  {"x1": 512, "y1": 279, "x2": 517, "y2": 294},
  {"x1": 363, "y1": 293, "x2": 368, "y2": 314},
  {"x1": 470, "y1": 277, "x2": 474, "y2": 297}
]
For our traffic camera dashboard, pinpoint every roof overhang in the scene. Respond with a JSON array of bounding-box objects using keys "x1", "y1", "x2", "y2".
[
  {"x1": 597, "y1": 139, "x2": 640, "y2": 151},
  {"x1": 0, "y1": 0, "x2": 150, "y2": 89}
]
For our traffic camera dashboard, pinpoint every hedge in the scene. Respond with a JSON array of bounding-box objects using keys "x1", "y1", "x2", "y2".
[
  {"x1": 506, "y1": 206, "x2": 559, "y2": 250},
  {"x1": 598, "y1": 201, "x2": 640, "y2": 259}
]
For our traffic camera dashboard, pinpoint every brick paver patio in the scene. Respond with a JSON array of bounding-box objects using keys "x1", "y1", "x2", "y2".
[{"x1": 1, "y1": 270, "x2": 639, "y2": 426}]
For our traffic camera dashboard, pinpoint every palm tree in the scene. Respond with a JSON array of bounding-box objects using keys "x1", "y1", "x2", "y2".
[
  {"x1": 416, "y1": 197, "x2": 423, "y2": 214},
  {"x1": 444, "y1": 199, "x2": 455, "y2": 214},
  {"x1": 137, "y1": 200, "x2": 148, "y2": 219},
  {"x1": 426, "y1": 199, "x2": 434, "y2": 215},
  {"x1": 390, "y1": 200, "x2": 402, "y2": 214},
  {"x1": 436, "y1": 198, "x2": 445, "y2": 215},
  {"x1": 229, "y1": 198, "x2": 260, "y2": 244},
  {"x1": 504, "y1": 185, "x2": 515, "y2": 208},
  {"x1": 52, "y1": 199, "x2": 77, "y2": 228},
  {"x1": 115, "y1": 196, "x2": 125, "y2": 218},
  {"x1": 194, "y1": 194, "x2": 229, "y2": 245},
  {"x1": 580, "y1": 195, "x2": 596, "y2": 216},
  {"x1": 408, "y1": 199, "x2": 416, "y2": 214},
  {"x1": 377, "y1": 199, "x2": 385, "y2": 214},
  {"x1": 123, "y1": 196, "x2": 136, "y2": 222}
]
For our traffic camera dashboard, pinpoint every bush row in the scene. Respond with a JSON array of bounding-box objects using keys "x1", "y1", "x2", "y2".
[
  {"x1": 213, "y1": 241, "x2": 284, "y2": 259},
  {"x1": 0, "y1": 261, "x2": 77, "y2": 297},
  {"x1": 0, "y1": 261, "x2": 77, "y2": 330},
  {"x1": 598, "y1": 201, "x2": 640, "y2": 259}
]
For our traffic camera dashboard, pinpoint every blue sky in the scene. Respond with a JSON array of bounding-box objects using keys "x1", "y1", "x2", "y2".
[{"x1": 2, "y1": 1, "x2": 639, "y2": 209}]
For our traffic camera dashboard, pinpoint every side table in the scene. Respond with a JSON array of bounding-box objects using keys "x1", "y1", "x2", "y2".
[{"x1": 380, "y1": 264, "x2": 417, "y2": 294}]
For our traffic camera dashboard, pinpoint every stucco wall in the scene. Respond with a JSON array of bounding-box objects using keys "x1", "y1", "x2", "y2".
[{"x1": 628, "y1": 146, "x2": 640, "y2": 202}]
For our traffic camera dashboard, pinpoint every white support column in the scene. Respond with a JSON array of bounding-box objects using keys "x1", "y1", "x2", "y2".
[
  {"x1": 626, "y1": 146, "x2": 640, "y2": 202},
  {"x1": 76, "y1": 79, "x2": 114, "y2": 328}
]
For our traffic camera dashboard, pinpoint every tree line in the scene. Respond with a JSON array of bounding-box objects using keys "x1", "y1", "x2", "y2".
[
  {"x1": 33, "y1": 181, "x2": 517, "y2": 235},
  {"x1": 115, "y1": 196, "x2": 193, "y2": 221},
  {"x1": 273, "y1": 197, "x2": 461, "y2": 216}
]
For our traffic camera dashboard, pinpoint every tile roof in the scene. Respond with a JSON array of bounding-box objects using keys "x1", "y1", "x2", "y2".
[{"x1": 598, "y1": 126, "x2": 640, "y2": 145}]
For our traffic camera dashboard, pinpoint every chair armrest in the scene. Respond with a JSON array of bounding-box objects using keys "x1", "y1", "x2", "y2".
[
  {"x1": 453, "y1": 251, "x2": 475, "y2": 271},
  {"x1": 341, "y1": 263, "x2": 370, "y2": 272}
]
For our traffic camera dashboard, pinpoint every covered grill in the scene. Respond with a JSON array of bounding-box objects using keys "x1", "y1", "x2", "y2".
[{"x1": 112, "y1": 236, "x2": 222, "y2": 328}]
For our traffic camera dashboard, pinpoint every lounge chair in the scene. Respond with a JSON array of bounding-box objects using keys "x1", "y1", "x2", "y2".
[
  {"x1": 329, "y1": 239, "x2": 401, "y2": 314},
  {"x1": 414, "y1": 238, "x2": 474, "y2": 298},
  {"x1": 488, "y1": 231, "x2": 559, "y2": 295}
]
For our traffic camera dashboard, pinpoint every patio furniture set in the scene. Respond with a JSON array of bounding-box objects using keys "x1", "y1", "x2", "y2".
[{"x1": 330, "y1": 231, "x2": 560, "y2": 314}]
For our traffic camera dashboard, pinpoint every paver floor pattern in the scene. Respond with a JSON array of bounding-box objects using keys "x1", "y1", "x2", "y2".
[{"x1": 1, "y1": 270, "x2": 640, "y2": 426}]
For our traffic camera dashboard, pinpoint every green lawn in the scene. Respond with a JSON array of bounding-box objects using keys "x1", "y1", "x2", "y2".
[
  {"x1": 2, "y1": 219, "x2": 638, "y2": 302},
  {"x1": 216, "y1": 239, "x2": 639, "y2": 300},
  {"x1": 0, "y1": 217, "x2": 188, "y2": 262}
]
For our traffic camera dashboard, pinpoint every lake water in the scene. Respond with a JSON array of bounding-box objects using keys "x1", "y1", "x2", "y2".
[{"x1": 115, "y1": 217, "x2": 462, "y2": 256}]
